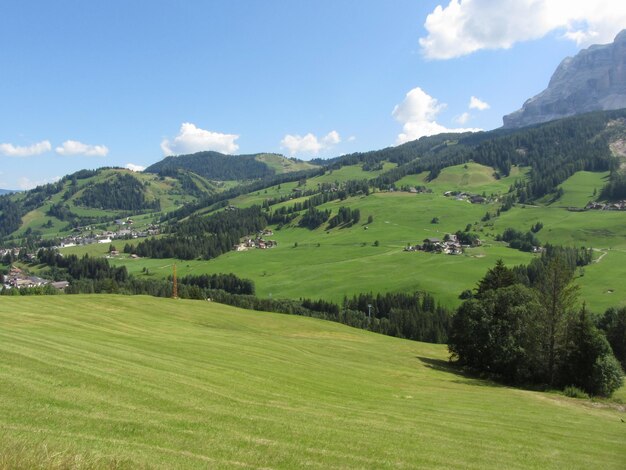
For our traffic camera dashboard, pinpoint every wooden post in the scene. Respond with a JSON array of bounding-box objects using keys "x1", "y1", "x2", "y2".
[{"x1": 172, "y1": 263, "x2": 178, "y2": 299}]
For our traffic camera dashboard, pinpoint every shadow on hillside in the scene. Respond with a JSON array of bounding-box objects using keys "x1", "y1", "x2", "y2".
[{"x1": 416, "y1": 356, "x2": 504, "y2": 388}]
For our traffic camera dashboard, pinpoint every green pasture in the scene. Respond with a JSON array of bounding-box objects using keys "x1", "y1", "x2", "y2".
[
  {"x1": 396, "y1": 163, "x2": 528, "y2": 196},
  {"x1": 308, "y1": 162, "x2": 396, "y2": 185},
  {"x1": 229, "y1": 163, "x2": 396, "y2": 210},
  {"x1": 550, "y1": 171, "x2": 609, "y2": 208},
  {"x1": 254, "y1": 153, "x2": 319, "y2": 174},
  {"x1": 108, "y1": 192, "x2": 532, "y2": 307},
  {"x1": 55, "y1": 170, "x2": 626, "y2": 311},
  {"x1": 493, "y1": 204, "x2": 626, "y2": 250},
  {"x1": 0, "y1": 295, "x2": 623, "y2": 469}
]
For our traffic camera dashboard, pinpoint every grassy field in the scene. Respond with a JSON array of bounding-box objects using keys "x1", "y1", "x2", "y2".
[
  {"x1": 396, "y1": 163, "x2": 529, "y2": 196},
  {"x1": 550, "y1": 171, "x2": 610, "y2": 208},
  {"x1": 254, "y1": 153, "x2": 319, "y2": 174},
  {"x1": 51, "y1": 168, "x2": 626, "y2": 312},
  {"x1": 55, "y1": 174, "x2": 625, "y2": 311},
  {"x1": 107, "y1": 191, "x2": 531, "y2": 307},
  {"x1": 0, "y1": 295, "x2": 624, "y2": 469}
]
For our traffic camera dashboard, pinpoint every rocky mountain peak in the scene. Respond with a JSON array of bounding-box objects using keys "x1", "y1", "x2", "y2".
[{"x1": 503, "y1": 30, "x2": 626, "y2": 128}]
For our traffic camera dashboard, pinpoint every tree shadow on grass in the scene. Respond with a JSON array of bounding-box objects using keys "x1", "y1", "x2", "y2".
[{"x1": 416, "y1": 356, "x2": 505, "y2": 388}]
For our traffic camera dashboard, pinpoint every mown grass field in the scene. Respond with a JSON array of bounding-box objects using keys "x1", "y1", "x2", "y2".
[{"x1": 0, "y1": 295, "x2": 624, "y2": 469}]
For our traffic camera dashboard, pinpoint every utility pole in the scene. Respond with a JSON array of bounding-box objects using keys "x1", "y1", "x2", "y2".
[{"x1": 172, "y1": 263, "x2": 178, "y2": 299}]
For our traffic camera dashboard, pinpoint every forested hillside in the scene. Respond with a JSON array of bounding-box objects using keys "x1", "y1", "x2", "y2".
[
  {"x1": 0, "y1": 168, "x2": 215, "y2": 243},
  {"x1": 145, "y1": 151, "x2": 318, "y2": 180}
]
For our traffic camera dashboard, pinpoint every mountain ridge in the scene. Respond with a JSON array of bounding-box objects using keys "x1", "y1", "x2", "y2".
[
  {"x1": 145, "y1": 151, "x2": 318, "y2": 180},
  {"x1": 503, "y1": 29, "x2": 626, "y2": 128}
]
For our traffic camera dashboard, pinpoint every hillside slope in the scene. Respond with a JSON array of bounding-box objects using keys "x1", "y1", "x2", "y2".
[
  {"x1": 0, "y1": 168, "x2": 216, "y2": 241},
  {"x1": 0, "y1": 295, "x2": 623, "y2": 469}
]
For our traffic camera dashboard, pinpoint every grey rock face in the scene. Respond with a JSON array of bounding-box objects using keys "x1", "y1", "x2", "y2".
[{"x1": 503, "y1": 30, "x2": 626, "y2": 128}]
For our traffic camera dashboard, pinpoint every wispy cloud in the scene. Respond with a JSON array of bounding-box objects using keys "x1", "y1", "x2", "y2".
[
  {"x1": 55, "y1": 140, "x2": 109, "y2": 157},
  {"x1": 0, "y1": 140, "x2": 51, "y2": 157}
]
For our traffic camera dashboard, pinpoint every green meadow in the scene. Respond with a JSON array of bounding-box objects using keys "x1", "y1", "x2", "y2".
[
  {"x1": 396, "y1": 163, "x2": 529, "y2": 196},
  {"x1": 53, "y1": 166, "x2": 626, "y2": 312},
  {"x1": 1, "y1": 295, "x2": 624, "y2": 469},
  {"x1": 10, "y1": 169, "x2": 196, "y2": 241},
  {"x1": 550, "y1": 171, "x2": 610, "y2": 208}
]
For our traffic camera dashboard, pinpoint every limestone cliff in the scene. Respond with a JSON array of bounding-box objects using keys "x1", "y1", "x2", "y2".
[{"x1": 503, "y1": 30, "x2": 626, "y2": 128}]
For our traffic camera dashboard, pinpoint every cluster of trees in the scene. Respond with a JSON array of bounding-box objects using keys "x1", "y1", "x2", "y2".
[
  {"x1": 598, "y1": 307, "x2": 626, "y2": 370},
  {"x1": 327, "y1": 207, "x2": 361, "y2": 228},
  {"x1": 127, "y1": 206, "x2": 266, "y2": 260},
  {"x1": 144, "y1": 151, "x2": 276, "y2": 180},
  {"x1": 299, "y1": 207, "x2": 331, "y2": 230},
  {"x1": 0, "y1": 199, "x2": 21, "y2": 237},
  {"x1": 449, "y1": 231, "x2": 481, "y2": 246},
  {"x1": 47, "y1": 202, "x2": 79, "y2": 222},
  {"x1": 176, "y1": 171, "x2": 215, "y2": 198},
  {"x1": 513, "y1": 246, "x2": 594, "y2": 285},
  {"x1": 77, "y1": 174, "x2": 161, "y2": 211},
  {"x1": 178, "y1": 273, "x2": 254, "y2": 295},
  {"x1": 342, "y1": 292, "x2": 450, "y2": 343},
  {"x1": 600, "y1": 173, "x2": 626, "y2": 200},
  {"x1": 449, "y1": 257, "x2": 623, "y2": 396},
  {"x1": 37, "y1": 249, "x2": 129, "y2": 283},
  {"x1": 25, "y1": 248, "x2": 255, "y2": 299},
  {"x1": 497, "y1": 227, "x2": 541, "y2": 252}
]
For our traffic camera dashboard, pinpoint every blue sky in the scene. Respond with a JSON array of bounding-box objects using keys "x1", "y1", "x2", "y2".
[{"x1": 1, "y1": 0, "x2": 625, "y2": 189}]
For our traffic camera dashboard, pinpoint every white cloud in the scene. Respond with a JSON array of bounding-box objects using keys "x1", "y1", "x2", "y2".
[
  {"x1": 455, "y1": 112, "x2": 471, "y2": 124},
  {"x1": 419, "y1": 0, "x2": 626, "y2": 59},
  {"x1": 125, "y1": 163, "x2": 145, "y2": 172},
  {"x1": 392, "y1": 87, "x2": 480, "y2": 144},
  {"x1": 18, "y1": 175, "x2": 61, "y2": 190},
  {"x1": 55, "y1": 140, "x2": 109, "y2": 157},
  {"x1": 0, "y1": 140, "x2": 51, "y2": 157},
  {"x1": 280, "y1": 130, "x2": 341, "y2": 156},
  {"x1": 161, "y1": 122, "x2": 239, "y2": 156},
  {"x1": 469, "y1": 96, "x2": 490, "y2": 111}
]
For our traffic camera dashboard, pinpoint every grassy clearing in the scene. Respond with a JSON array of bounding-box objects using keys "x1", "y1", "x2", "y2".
[
  {"x1": 0, "y1": 295, "x2": 623, "y2": 469},
  {"x1": 396, "y1": 163, "x2": 528, "y2": 196},
  {"x1": 550, "y1": 171, "x2": 610, "y2": 208},
  {"x1": 254, "y1": 154, "x2": 319, "y2": 174}
]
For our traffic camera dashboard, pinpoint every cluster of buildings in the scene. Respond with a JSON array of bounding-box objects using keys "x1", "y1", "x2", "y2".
[
  {"x1": 2, "y1": 266, "x2": 69, "y2": 291},
  {"x1": 585, "y1": 200, "x2": 626, "y2": 211},
  {"x1": 58, "y1": 224, "x2": 160, "y2": 248},
  {"x1": 404, "y1": 234, "x2": 481, "y2": 256},
  {"x1": 234, "y1": 229, "x2": 278, "y2": 251},
  {"x1": 444, "y1": 191, "x2": 488, "y2": 204}
]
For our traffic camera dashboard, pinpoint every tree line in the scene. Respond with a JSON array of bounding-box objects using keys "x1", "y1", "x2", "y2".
[{"x1": 449, "y1": 254, "x2": 623, "y2": 397}]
